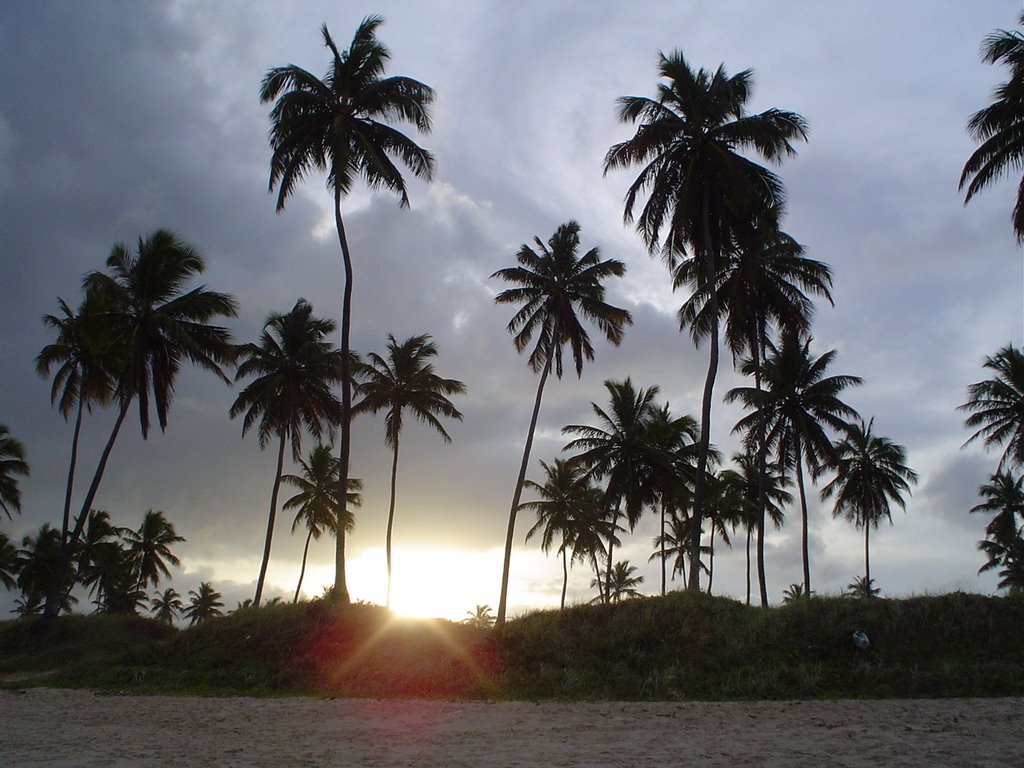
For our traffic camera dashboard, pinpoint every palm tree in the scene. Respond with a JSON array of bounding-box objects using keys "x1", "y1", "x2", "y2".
[
  {"x1": 729, "y1": 451, "x2": 790, "y2": 605},
  {"x1": 702, "y1": 468, "x2": 744, "y2": 596},
  {"x1": 959, "y1": 345, "x2": 1024, "y2": 471},
  {"x1": 35, "y1": 293, "x2": 116, "y2": 546},
  {"x1": 971, "y1": 469, "x2": 1024, "y2": 592},
  {"x1": 651, "y1": 512, "x2": 710, "y2": 586},
  {"x1": 231, "y1": 299, "x2": 344, "y2": 607},
  {"x1": 17, "y1": 524, "x2": 75, "y2": 615},
  {"x1": 846, "y1": 575, "x2": 880, "y2": 599},
  {"x1": 42, "y1": 230, "x2": 237, "y2": 623},
  {"x1": 605, "y1": 52, "x2": 807, "y2": 592},
  {"x1": 562, "y1": 378, "x2": 665, "y2": 599},
  {"x1": 0, "y1": 531, "x2": 18, "y2": 591},
  {"x1": 594, "y1": 560, "x2": 644, "y2": 603},
  {"x1": 183, "y1": 582, "x2": 224, "y2": 626},
  {"x1": 464, "y1": 604, "x2": 495, "y2": 629},
  {"x1": 0, "y1": 425, "x2": 29, "y2": 519},
  {"x1": 281, "y1": 445, "x2": 362, "y2": 603},
  {"x1": 354, "y1": 334, "x2": 465, "y2": 609},
  {"x1": 728, "y1": 332, "x2": 861, "y2": 595},
  {"x1": 261, "y1": 16, "x2": 435, "y2": 603},
  {"x1": 75, "y1": 509, "x2": 128, "y2": 608},
  {"x1": 491, "y1": 220, "x2": 631, "y2": 626},
  {"x1": 960, "y1": 14, "x2": 1024, "y2": 240},
  {"x1": 521, "y1": 458, "x2": 599, "y2": 610},
  {"x1": 150, "y1": 587, "x2": 184, "y2": 624},
  {"x1": 568, "y1": 491, "x2": 621, "y2": 605},
  {"x1": 820, "y1": 418, "x2": 917, "y2": 589},
  {"x1": 123, "y1": 510, "x2": 185, "y2": 593}
]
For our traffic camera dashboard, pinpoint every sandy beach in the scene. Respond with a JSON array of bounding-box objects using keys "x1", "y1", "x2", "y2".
[{"x1": 0, "y1": 689, "x2": 1020, "y2": 767}]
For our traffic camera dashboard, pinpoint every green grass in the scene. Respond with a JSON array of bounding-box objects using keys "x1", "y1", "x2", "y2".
[{"x1": 2, "y1": 591, "x2": 1022, "y2": 700}]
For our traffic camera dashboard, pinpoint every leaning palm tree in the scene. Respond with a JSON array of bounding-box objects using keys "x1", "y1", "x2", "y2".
[
  {"x1": 491, "y1": 220, "x2": 631, "y2": 626},
  {"x1": 959, "y1": 344, "x2": 1024, "y2": 471},
  {"x1": 354, "y1": 334, "x2": 465, "y2": 609},
  {"x1": 960, "y1": 14, "x2": 1024, "y2": 240},
  {"x1": 42, "y1": 230, "x2": 237, "y2": 622},
  {"x1": 281, "y1": 445, "x2": 362, "y2": 603},
  {"x1": 820, "y1": 418, "x2": 918, "y2": 589},
  {"x1": 183, "y1": 582, "x2": 224, "y2": 626},
  {"x1": 0, "y1": 425, "x2": 29, "y2": 519},
  {"x1": 35, "y1": 293, "x2": 116, "y2": 546},
  {"x1": 605, "y1": 52, "x2": 807, "y2": 592},
  {"x1": 123, "y1": 509, "x2": 185, "y2": 593},
  {"x1": 728, "y1": 332, "x2": 861, "y2": 595},
  {"x1": 261, "y1": 16, "x2": 435, "y2": 603},
  {"x1": 149, "y1": 587, "x2": 184, "y2": 625},
  {"x1": 231, "y1": 299, "x2": 344, "y2": 607}
]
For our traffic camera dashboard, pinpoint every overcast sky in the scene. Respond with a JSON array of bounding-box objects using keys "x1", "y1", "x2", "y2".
[{"x1": 1, "y1": 1, "x2": 1022, "y2": 619}]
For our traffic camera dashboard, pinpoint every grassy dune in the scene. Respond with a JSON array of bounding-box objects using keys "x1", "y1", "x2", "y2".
[{"x1": 1, "y1": 592, "x2": 1021, "y2": 699}]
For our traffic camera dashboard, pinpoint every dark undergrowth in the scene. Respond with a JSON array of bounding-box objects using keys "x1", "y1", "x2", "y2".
[{"x1": 1, "y1": 591, "x2": 1021, "y2": 700}]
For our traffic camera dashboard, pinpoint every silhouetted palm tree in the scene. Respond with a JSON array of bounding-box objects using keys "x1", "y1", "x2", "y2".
[
  {"x1": 821, "y1": 418, "x2": 917, "y2": 588},
  {"x1": 960, "y1": 344, "x2": 1024, "y2": 471},
  {"x1": 35, "y1": 293, "x2": 116, "y2": 545},
  {"x1": 0, "y1": 531, "x2": 17, "y2": 591},
  {"x1": 231, "y1": 299, "x2": 344, "y2": 607},
  {"x1": 491, "y1": 220, "x2": 631, "y2": 626},
  {"x1": 960, "y1": 14, "x2": 1024, "y2": 240},
  {"x1": 728, "y1": 332, "x2": 861, "y2": 595},
  {"x1": 593, "y1": 560, "x2": 644, "y2": 603},
  {"x1": 846, "y1": 575, "x2": 880, "y2": 599},
  {"x1": 123, "y1": 509, "x2": 185, "y2": 593},
  {"x1": 183, "y1": 582, "x2": 224, "y2": 626},
  {"x1": 729, "y1": 451, "x2": 790, "y2": 605},
  {"x1": 43, "y1": 230, "x2": 236, "y2": 622},
  {"x1": 0, "y1": 425, "x2": 29, "y2": 519},
  {"x1": 261, "y1": 15, "x2": 435, "y2": 602},
  {"x1": 281, "y1": 445, "x2": 361, "y2": 602},
  {"x1": 354, "y1": 334, "x2": 465, "y2": 608},
  {"x1": 17, "y1": 524, "x2": 75, "y2": 615},
  {"x1": 703, "y1": 468, "x2": 743, "y2": 596},
  {"x1": 464, "y1": 604, "x2": 495, "y2": 629},
  {"x1": 605, "y1": 52, "x2": 807, "y2": 591},
  {"x1": 971, "y1": 469, "x2": 1024, "y2": 592},
  {"x1": 150, "y1": 587, "x2": 184, "y2": 624}
]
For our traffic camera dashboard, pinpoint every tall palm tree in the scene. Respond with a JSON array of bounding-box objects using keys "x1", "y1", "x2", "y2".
[
  {"x1": 183, "y1": 582, "x2": 224, "y2": 626},
  {"x1": 231, "y1": 299, "x2": 344, "y2": 607},
  {"x1": 354, "y1": 334, "x2": 465, "y2": 608},
  {"x1": 42, "y1": 230, "x2": 237, "y2": 622},
  {"x1": 959, "y1": 344, "x2": 1024, "y2": 471},
  {"x1": 562, "y1": 378, "x2": 665, "y2": 599},
  {"x1": 820, "y1": 418, "x2": 918, "y2": 588},
  {"x1": 261, "y1": 16, "x2": 435, "y2": 603},
  {"x1": 960, "y1": 14, "x2": 1024, "y2": 240},
  {"x1": 0, "y1": 425, "x2": 29, "y2": 519},
  {"x1": 971, "y1": 469, "x2": 1024, "y2": 592},
  {"x1": 728, "y1": 332, "x2": 861, "y2": 595},
  {"x1": 605, "y1": 52, "x2": 807, "y2": 592},
  {"x1": 521, "y1": 458, "x2": 601, "y2": 610},
  {"x1": 123, "y1": 509, "x2": 185, "y2": 593},
  {"x1": 680, "y1": 219, "x2": 831, "y2": 606},
  {"x1": 150, "y1": 587, "x2": 184, "y2": 625},
  {"x1": 35, "y1": 293, "x2": 116, "y2": 546},
  {"x1": 491, "y1": 220, "x2": 631, "y2": 626},
  {"x1": 281, "y1": 445, "x2": 362, "y2": 603},
  {"x1": 729, "y1": 451, "x2": 790, "y2": 605}
]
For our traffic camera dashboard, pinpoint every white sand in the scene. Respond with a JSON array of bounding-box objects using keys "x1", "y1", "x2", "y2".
[{"x1": 1, "y1": 689, "x2": 1020, "y2": 767}]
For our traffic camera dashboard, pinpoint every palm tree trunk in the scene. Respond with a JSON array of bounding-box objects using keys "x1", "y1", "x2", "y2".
[
  {"x1": 333, "y1": 188, "x2": 353, "y2": 604},
  {"x1": 60, "y1": 395, "x2": 86, "y2": 551},
  {"x1": 604, "y1": 504, "x2": 621, "y2": 604},
  {"x1": 254, "y1": 433, "x2": 286, "y2": 607},
  {"x1": 592, "y1": 556, "x2": 605, "y2": 602},
  {"x1": 660, "y1": 499, "x2": 668, "y2": 596},
  {"x1": 745, "y1": 526, "x2": 752, "y2": 606},
  {"x1": 689, "y1": 185, "x2": 719, "y2": 593},
  {"x1": 794, "y1": 435, "x2": 811, "y2": 595},
  {"x1": 496, "y1": 357, "x2": 552, "y2": 629},
  {"x1": 753, "y1": 321, "x2": 770, "y2": 609},
  {"x1": 293, "y1": 529, "x2": 314, "y2": 603},
  {"x1": 385, "y1": 437, "x2": 400, "y2": 610},
  {"x1": 864, "y1": 522, "x2": 871, "y2": 586},
  {"x1": 706, "y1": 526, "x2": 715, "y2": 596},
  {"x1": 560, "y1": 544, "x2": 568, "y2": 610},
  {"x1": 42, "y1": 396, "x2": 131, "y2": 623}
]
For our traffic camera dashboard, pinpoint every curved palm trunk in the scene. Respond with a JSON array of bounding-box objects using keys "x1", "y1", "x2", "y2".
[
  {"x1": 752, "y1": 321, "x2": 771, "y2": 608},
  {"x1": 496, "y1": 358, "x2": 552, "y2": 629},
  {"x1": 293, "y1": 529, "x2": 314, "y2": 603},
  {"x1": 42, "y1": 396, "x2": 131, "y2": 623},
  {"x1": 254, "y1": 433, "x2": 286, "y2": 607},
  {"x1": 385, "y1": 436, "x2": 400, "y2": 610},
  {"x1": 60, "y1": 395, "x2": 86, "y2": 550},
  {"x1": 560, "y1": 544, "x2": 568, "y2": 610},
  {"x1": 592, "y1": 555, "x2": 605, "y2": 603},
  {"x1": 706, "y1": 526, "x2": 715, "y2": 596},
  {"x1": 333, "y1": 188, "x2": 353, "y2": 604},
  {"x1": 794, "y1": 435, "x2": 811, "y2": 595}
]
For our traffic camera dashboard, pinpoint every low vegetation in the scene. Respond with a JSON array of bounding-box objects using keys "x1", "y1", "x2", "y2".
[{"x1": 1, "y1": 591, "x2": 1021, "y2": 700}]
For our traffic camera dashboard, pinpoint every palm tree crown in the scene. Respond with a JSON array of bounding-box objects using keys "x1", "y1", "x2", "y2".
[
  {"x1": 123, "y1": 509, "x2": 185, "y2": 592},
  {"x1": 0, "y1": 425, "x2": 29, "y2": 519},
  {"x1": 959, "y1": 344, "x2": 1024, "y2": 471}
]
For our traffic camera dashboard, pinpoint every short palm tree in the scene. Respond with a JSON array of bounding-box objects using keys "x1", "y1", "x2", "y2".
[
  {"x1": 491, "y1": 220, "x2": 631, "y2": 626},
  {"x1": 281, "y1": 445, "x2": 362, "y2": 603},
  {"x1": 959, "y1": 344, "x2": 1024, "y2": 471},
  {"x1": 261, "y1": 16, "x2": 435, "y2": 603},
  {"x1": 464, "y1": 604, "x2": 495, "y2": 629},
  {"x1": 183, "y1": 582, "x2": 224, "y2": 626},
  {"x1": 728, "y1": 332, "x2": 861, "y2": 595},
  {"x1": 820, "y1": 418, "x2": 918, "y2": 588},
  {"x1": 123, "y1": 509, "x2": 185, "y2": 593},
  {"x1": 729, "y1": 451, "x2": 790, "y2": 606},
  {"x1": 0, "y1": 425, "x2": 29, "y2": 519},
  {"x1": 593, "y1": 560, "x2": 644, "y2": 603},
  {"x1": 17, "y1": 524, "x2": 75, "y2": 615},
  {"x1": 42, "y1": 229, "x2": 237, "y2": 622},
  {"x1": 231, "y1": 299, "x2": 344, "y2": 607},
  {"x1": 605, "y1": 52, "x2": 807, "y2": 592},
  {"x1": 960, "y1": 14, "x2": 1024, "y2": 240},
  {"x1": 150, "y1": 587, "x2": 184, "y2": 624},
  {"x1": 354, "y1": 334, "x2": 465, "y2": 609},
  {"x1": 971, "y1": 469, "x2": 1024, "y2": 592}
]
